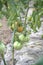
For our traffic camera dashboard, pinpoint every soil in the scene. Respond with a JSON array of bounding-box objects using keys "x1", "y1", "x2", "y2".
[{"x1": 0, "y1": 17, "x2": 12, "y2": 44}]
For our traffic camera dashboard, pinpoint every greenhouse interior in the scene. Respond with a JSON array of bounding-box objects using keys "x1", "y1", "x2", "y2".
[{"x1": 0, "y1": 0, "x2": 43, "y2": 65}]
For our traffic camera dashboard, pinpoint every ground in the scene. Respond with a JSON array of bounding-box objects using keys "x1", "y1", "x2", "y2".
[{"x1": 0, "y1": 17, "x2": 12, "y2": 44}]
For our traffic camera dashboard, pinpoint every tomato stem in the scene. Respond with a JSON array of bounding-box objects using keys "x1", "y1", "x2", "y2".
[
  {"x1": 1, "y1": 54, "x2": 7, "y2": 65},
  {"x1": 11, "y1": 29, "x2": 16, "y2": 65},
  {"x1": 24, "y1": 5, "x2": 29, "y2": 35}
]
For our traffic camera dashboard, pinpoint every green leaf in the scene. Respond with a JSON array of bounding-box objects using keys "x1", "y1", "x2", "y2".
[
  {"x1": 37, "y1": 21, "x2": 41, "y2": 29},
  {"x1": 0, "y1": 11, "x2": 3, "y2": 19},
  {"x1": 32, "y1": 24, "x2": 37, "y2": 32},
  {"x1": 0, "y1": 1, "x2": 3, "y2": 11},
  {"x1": 33, "y1": 56, "x2": 43, "y2": 65}
]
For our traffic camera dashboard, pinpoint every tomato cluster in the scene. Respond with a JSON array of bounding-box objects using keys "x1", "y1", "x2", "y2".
[{"x1": 13, "y1": 33, "x2": 30, "y2": 50}]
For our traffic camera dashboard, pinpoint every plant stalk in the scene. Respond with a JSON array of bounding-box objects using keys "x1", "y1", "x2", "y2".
[
  {"x1": 24, "y1": 5, "x2": 29, "y2": 35},
  {"x1": 1, "y1": 54, "x2": 7, "y2": 65},
  {"x1": 11, "y1": 29, "x2": 16, "y2": 65}
]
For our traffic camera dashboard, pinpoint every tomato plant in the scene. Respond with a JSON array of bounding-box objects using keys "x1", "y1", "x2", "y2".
[{"x1": 0, "y1": 0, "x2": 43, "y2": 65}]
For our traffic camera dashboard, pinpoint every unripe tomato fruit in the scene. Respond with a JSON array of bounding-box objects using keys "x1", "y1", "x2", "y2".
[
  {"x1": 24, "y1": 36, "x2": 29, "y2": 42},
  {"x1": 19, "y1": 34, "x2": 29, "y2": 42},
  {"x1": 18, "y1": 26, "x2": 23, "y2": 32},
  {"x1": 14, "y1": 41, "x2": 22, "y2": 50},
  {"x1": 11, "y1": 24, "x2": 14, "y2": 30},
  {"x1": 9, "y1": 24, "x2": 14, "y2": 30},
  {"x1": 19, "y1": 34, "x2": 25, "y2": 41},
  {"x1": 15, "y1": 22, "x2": 18, "y2": 26},
  {"x1": 0, "y1": 42, "x2": 5, "y2": 54},
  {"x1": 15, "y1": 32, "x2": 20, "y2": 36}
]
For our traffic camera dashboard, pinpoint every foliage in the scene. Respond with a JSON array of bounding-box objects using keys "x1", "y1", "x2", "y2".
[{"x1": 0, "y1": 0, "x2": 43, "y2": 32}]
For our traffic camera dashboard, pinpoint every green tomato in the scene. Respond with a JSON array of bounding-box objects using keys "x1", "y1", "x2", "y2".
[
  {"x1": 15, "y1": 32, "x2": 20, "y2": 36},
  {"x1": 14, "y1": 41, "x2": 22, "y2": 50},
  {"x1": 0, "y1": 42, "x2": 5, "y2": 54},
  {"x1": 24, "y1": 36, "x2": 29, "y2": 42},
  {"x1": 11, "y1": 24, "x2": 14, "y2": 30},
  {"x1": 19, "y1": 34, "x2": 25, "y2": 41}
]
